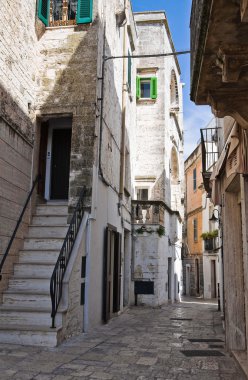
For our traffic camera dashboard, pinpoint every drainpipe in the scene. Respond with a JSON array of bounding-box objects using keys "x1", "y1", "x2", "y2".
[{"x1": 119, "y1": 0, "x2": 128, "y2": 201}]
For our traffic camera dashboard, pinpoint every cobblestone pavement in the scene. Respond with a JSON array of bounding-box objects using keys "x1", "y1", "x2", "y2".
[{"x1": 0, "y1": 297, "x2": 246, "y2": 380}]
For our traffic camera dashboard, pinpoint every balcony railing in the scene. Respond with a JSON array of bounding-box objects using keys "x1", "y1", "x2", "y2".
[
  {"x1": 132, "y1": 200, "x2": 165, "y2": 225},
  {"x1": 50, "y1": 0, "x2": 77, "y2": 27},
  {"x1": 204, "y1": 238, "x2": 218, "y2": 252},
  {"x1": 200, "y1": 127, "x2": 219, "y2": 196}
]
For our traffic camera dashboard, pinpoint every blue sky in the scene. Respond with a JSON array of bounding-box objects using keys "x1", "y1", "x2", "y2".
[{"x1": 131, "y1": 0, "x2": 213, "y2": 157}]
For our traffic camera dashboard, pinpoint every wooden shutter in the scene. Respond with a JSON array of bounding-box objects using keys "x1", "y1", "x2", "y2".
[
  {"x1": 77, "y1": 0, "x2": 93, "y2": 24},
  {"x1": 103, "y1": 227, "x2": 111, "y2": 323},
  {"x1": 113, "y1": 232, "x2": 121, "y2": 313},
  {"x1": 38, "y1": 0, "x2": 50, "y2": 26},
  {"x1": 151, "y1": 77, "x2": 157, "y2": 99},
  {"x1": 136, "y1": 76, "x2": 141, "y2": 99}
]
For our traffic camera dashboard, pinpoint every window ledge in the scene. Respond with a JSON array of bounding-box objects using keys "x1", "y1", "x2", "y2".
[
  {"x1": 137, "y1": 99, "x2": 156, "y2": 104},
  {"x1": 46, "y1": 25, "x2": 76, "y2": 30}
]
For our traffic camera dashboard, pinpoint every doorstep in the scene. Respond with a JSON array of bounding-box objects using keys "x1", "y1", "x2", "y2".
[{"x1": 232, "y1": 350, "x2": 248, "y2": 378}]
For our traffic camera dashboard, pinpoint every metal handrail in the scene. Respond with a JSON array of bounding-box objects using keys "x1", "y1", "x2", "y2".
[
  {"x1": 50, "y1": 188, "x2": 86, "y2": 328},
  {"x1": 0, "y1": 175, "x2": 40, "y2": 281}
]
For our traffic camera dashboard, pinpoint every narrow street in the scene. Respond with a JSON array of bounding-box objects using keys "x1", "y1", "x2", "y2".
[{"x1": 0, "y1": 298, "x2": 245, "y2": 380}]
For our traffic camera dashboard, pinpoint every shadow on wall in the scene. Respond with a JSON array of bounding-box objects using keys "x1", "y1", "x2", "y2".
[
  {"x1": 151, "y1": 169, "x2": 171, "y2": 205},
  {"x1": 35, "y1": 17, "x2": 125, "y2": 209},
  {"x1": 0, "y1": 84, "x2": 34, "y2": 300}
]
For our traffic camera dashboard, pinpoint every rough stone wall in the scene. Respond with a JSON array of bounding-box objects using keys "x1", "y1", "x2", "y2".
[
  {"x1": 0, "y1": 0, "x2": 39, "y2": 296},
  {"x1": 35, "y1": 20, "x2": 99, "y2": 209}
]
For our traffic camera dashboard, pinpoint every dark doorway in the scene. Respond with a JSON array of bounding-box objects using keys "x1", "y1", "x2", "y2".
[
  {"x1": 211, "y1": 260, "x2": 217, "y2": 298},
  {"x1": 196, "y1": 258, "x2": 200, "y2": 294},
  {"x1": 50, "y1": 128, "x2": 72, "y2": 200}
]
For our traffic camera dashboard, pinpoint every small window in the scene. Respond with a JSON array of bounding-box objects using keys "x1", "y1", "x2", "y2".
[
  {"x1": 141, "y1": 80, "x2": 151, "y2": 98},
  {"x1": 38, "y1": 0, "x2": 93, "y2": 26},
  {"x1": 136, "y1": 76, "x2": 157, "y2": 100},
  {"x1": 193, "y1": 168, "x2": 197, "y2": 191},
  {"x1": 137, "y1": 188, "x2": 149, "y2": 201},
  {"x1": 193, "y1": 218, "x2": 198, "y2": 242}
]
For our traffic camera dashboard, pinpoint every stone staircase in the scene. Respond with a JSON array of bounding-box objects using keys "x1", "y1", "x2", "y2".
[{"x1": 0, "y1": 202, "x2": 69, "y2": 347}]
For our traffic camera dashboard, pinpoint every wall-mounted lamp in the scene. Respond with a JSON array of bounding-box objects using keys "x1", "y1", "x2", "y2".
[{"x1": 209, "y1": 209, "x2": 221, "y2": 228}]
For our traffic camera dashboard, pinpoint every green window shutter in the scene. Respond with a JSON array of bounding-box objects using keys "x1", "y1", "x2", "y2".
[
  {"x1": 77, "y1": 0, "x2": 93, "y2": 24},
  {"x1": 136, "y1": 76, "x2": 141, "y2": 99},
  {"x1": 151, "y1": 77, "x2": 157, "y2": 99},
  {"x1": 128, "y1": 52, "x2": 132, "y2": 91},
  {"x1": 38, "y1": 0, "x2": 50, "y2": 26}
]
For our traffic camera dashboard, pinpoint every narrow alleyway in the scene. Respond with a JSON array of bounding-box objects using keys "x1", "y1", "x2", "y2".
[{"x1": 0, "y1": 298, "x2": 245, "y2": 380}]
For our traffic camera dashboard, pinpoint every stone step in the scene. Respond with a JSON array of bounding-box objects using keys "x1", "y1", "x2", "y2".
[
  {"x1": 14, "y1": 263, "x2": 55, "y2": 278},
  {"x1": 0, "y1": 306, "x2": 62, "y2": 327},
  {"x1": 0, "y1": 325, "x2": 62, "y2": 347},
  {"x1": 8, "y1": 278, "x2": 51, "y2": 292},
  {"x1": 23, "y1": 238, "x2": 64, "y2": 250},
  {"x1": 27, "y1": 225, "x2": 68, "y2": 238},
  {"x1": 36, "y1": 205, "x2": 68, "y2": 216},
  {"x1": 32, "y1": 215, "x2": 68, "y2": 226},
  {"x1": 19, "y1": 250, "x2": 60, "y2": 264},
  {"x1": 3, "y1": 292, "x2": 51, "y2": 308}
]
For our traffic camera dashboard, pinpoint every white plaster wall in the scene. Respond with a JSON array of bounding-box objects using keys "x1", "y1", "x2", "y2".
[
  {"x1": 85, "y1": 0, "x2": 136, "y2": 329},
  {"x1": 134, "y1": 12, "x2": 184, "y2": 216},
  {"x1": 132, "y1": 12, "x2": 184, "y2": 306}
]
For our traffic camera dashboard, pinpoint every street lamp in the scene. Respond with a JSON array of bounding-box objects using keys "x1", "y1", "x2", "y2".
[{"x1": 209, "y1": 209, "x2": 220, "y2": 225}]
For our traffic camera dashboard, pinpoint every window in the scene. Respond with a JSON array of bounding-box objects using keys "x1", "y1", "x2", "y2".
[
  {"x1": 193, "y1": 218, "x2": 198, "y2": 242},
  {"x1": 136, "y1": 76, "x2": 157, "y2": 100},
  {"x1": 128, "y1": 51, "x2": 132, "y2": 91},
  {"x1": 193, "y1": 168, "x2": 197, "y2": 191},
  {"x1": 170, "y1": 70, "x2": 179, "y2": 106},
  {"x1": 38, "y1": 0, "x2": 93, "y2": 27},
  {"x1": 136, "y1": 188, "x2": 149, "y2": 201}
]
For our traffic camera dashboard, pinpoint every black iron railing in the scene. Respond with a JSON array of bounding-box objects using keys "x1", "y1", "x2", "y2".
[
  {"x1": 50, "y1": 188, "x2": 85, "y2": 328},
  {"x1": 0, "y1": 175, "x2": 40, "y2": 281},
  {"x1": 200, "y1": 127, "x2": 219, "y2": 196}
]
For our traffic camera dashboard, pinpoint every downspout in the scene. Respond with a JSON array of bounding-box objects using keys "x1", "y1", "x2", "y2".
[{"x1": 119, "y1": 0, "x2": 128, "y2": 201}]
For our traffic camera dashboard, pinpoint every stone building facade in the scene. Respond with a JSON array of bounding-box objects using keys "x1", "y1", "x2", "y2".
[
  {"x1": 0, "y1": 0, "x2": 184, "y2": 346},
  {"x1": 183, "y1": 144, "x2": 204, "y2": 296},
  {"x1": 0, "y1": 0, "x2": 137, "y2": 346},
  {"x1": 191, "y1": 0, "x2": 248, "y2": 376},
  {"x1": 132, "y1": 12, "x2": 184, "y2": 306}
]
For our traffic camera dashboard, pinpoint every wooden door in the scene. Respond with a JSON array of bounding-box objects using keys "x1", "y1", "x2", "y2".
[
  {"x1": 50, "y1": 128, "x2": 71, "y2": 199},
  {"x1": 168, "y1": 258, "x2": 172, "y2": 300},
  {"x1": 211, "y1": 260, "x2": 217, "y2": 298},
  {"x1": 103, "y1": 227, "x2": 112, "y2": 323},
  {"x1": 113, "y1": 232, "x2": 121, "y2": 313}
]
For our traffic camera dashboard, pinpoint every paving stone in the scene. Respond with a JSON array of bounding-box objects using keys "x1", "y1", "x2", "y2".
[
  {"x1": 0, "y1": 297, "x2": 246, "y2": 380},
  {"x1": 136, "y1": 357, "x2": 158, "y2": 365}
]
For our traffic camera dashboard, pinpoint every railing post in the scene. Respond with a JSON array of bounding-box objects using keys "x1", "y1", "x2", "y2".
[{"x1": 50, "y1": 187, "x2": 86, "y2": 328}]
